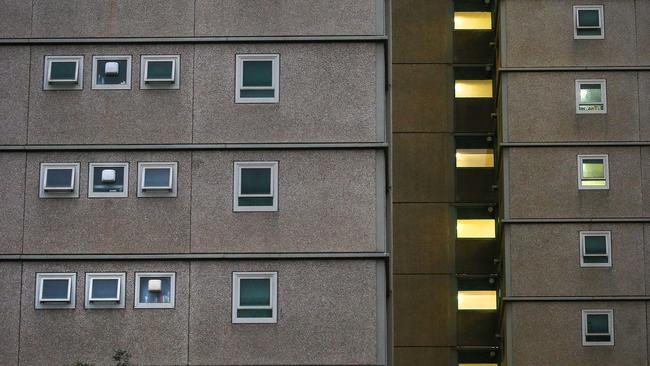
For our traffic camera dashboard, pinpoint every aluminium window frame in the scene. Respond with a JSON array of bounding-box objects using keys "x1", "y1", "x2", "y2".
[
  {"x1": 235, "y1": 54, "x2": 280, "y2": 104},
  {"x1": 134, "y1": 272, "x2": 176, "y2": 309},
  {"x1": 44, "y1": 55, "x2": 84, "y2": 90},
  {"x1": 575, "y1": 79, "x2": 607, "y2": 114},
  {"x1": 140, "y1": 55, "x2": 181, "y2": 90},
  {"x1": 573, "y1": 5, "x2": 605, "y2": 40},
  {"x1": 92, "y1": 55, "x2": 132, "y2": 90},
  {"x1": 137, "y1": 162, "x2": 178, "y2": 198},
  {"x1": 35, "y1": 272, "x2": 77, "y2": 309},
  {"x1": 85, "y1": 272, "x2": 126, "y2": 309},
  {"x1": 233, "y1": 161, "x2": 279, "y2": 212},
  {"x1": 88, "y1": 162, "x2": 129, "y2": 198},
  {"x1": 39, "y1": 162, "x2": 80, "y2": 199},
  {"x1": 578, "y1": 154, "x2": 609, "y2": 190},
  {"x1": 232, "y1": 271, "x2": 278, "y2": 324},
  {"x1": 579, "y1": 231, "x2": 612, "y2": 268},
  {"x1": 582, "y1": 309, "x2": 614, "y2": 346}
]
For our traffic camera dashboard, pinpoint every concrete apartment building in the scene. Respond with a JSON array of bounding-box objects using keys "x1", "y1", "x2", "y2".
[{"x1": 0, "y1": 1, "x2": 389, "y2": 365}]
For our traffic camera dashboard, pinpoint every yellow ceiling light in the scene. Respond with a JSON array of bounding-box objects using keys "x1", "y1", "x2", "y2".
[
  {"x1": 457, "y1": 219, "x2": 495, "y2": 239},
  {"x1": 455, "y1": 80, "x2": 493, "y2": 98},
  {"x1": 456, "y1": 149, "x2": 494, "y2": 168},
  {"x1": 454, "y1": 12, "x2": 493, "y2": 30},
  {"x1": 458, "y1": 290, "x2": 497, "y2": 310}
]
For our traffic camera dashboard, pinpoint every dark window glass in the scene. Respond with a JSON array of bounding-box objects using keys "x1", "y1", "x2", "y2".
[
  {"x1": 240, "y1": 168, "x2": 271, "y2": 195},
  {"x1": 578, "y1": 9, "x2": 600, "y2": 27},
  {"x1": 240, "y1": 89, "x2": 275, "y2": 98},
  {"x1": 584, "y1": 235, "x2": 607, "y2": 254},
  {"x1": 144, "y1": 168, "x2": 171, "y2": 188},
  {"x1": 93, "y1": 166, "x2": 125, "y2": 193},
  {"x1": 237, "y1": 308, "x2": 273, "y2": 318},
  {"x1": 138, "y1": 277, "x2": 172, "y2": 304},
  {"x1": 240, "y1": 278, "x2": 270, "y2": 306},
  {"x1": 147, "y1": 61, "x2": 174, "y2": 80},
  {"x1": 50, "y1": 62, "x2": 77, "y2": 81},
  {"x1": 587, "y1": 314, "x2": 609, "y2": 333},
  {"x1": 91, "y1": 278, "x2": 119, "y2": 299},
  {"x1": 41, "y1": 279, "x2": 69, "y2": 300},
  {"x1": 96, "y1": 59, "x2": 128, "y2": 85},
  {"x1": 46, "y1": 168, "x2": 73, "y2": 188},
  {"x1": 243, "y1": 61, "x2": 273, "y2": 87}
]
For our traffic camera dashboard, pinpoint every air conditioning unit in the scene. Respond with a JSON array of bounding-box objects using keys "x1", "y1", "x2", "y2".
[{"x1": 105, "y1": 62, "x2": 119, "y2": 76}]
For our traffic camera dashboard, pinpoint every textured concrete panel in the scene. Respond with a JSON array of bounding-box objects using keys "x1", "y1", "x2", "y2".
[
  {"x1": 510, "y1": 302, "x2": 647, "y2": 366},
  {"x1": 636, "y1": 1, "x2": 650, "y2": 65},
  {"x1": 0, "y1": 46, "x2": 29, "y2": 145},
  {"x1": 28, "y1": 45, "x2": 193, "y2": 145},
  {"x1": 19, "y1": 261, "x2": 189, "y2": 366},
  {"x1": 195, "y1": 0, "x2": 378, "y2": 36},
  {"x1": 191, "y1": 150, "x2": 377, "y2": 252},
  {"x1": 508, "y1": 147, "x2": 642, "y2": 218},
  {"x1": 394, "y1": 347, "x2": 454, "y2": 366},
  {"x1": 394, "y1": 274, "x2": 455, "y2": 347},
  {"x1": 393, "y1": 64, "x2": 451, "y2": 133},
  {"x1": 193, "y1": 43, "x2": 377, "y2": 143},
  {"x1": 393, "y1": 203, "x2": 453, "y2": 274},
  {"x1": 31, "y1": 0, "x2": 194, "y2": 37},
  {"x1": 504, "y1": 0, "x2": 637, "y2": 67},
  {"x1": 638, "y1": 73, "x2": 650, "y2": 141},
  {"x1": 639, "y1": 147, "x2": 650, "y2": 217},
  {"x1": 510, "y1": 224, "x2": 645, "y2": 296},
  {"x1": 392, "y1": 0, "x2": 452, "y2": 63},
  {"x1": 507, "y1": 72, "x2": 640, "y2": 142},
  {"x1": 0, "y1": 262, "x2": 21, "y2": 365},
  {"x1": 189, "y1": 260, "x2": 377, "y2": 365},
  {"x1": 23, "y1": 151, "x2": 191, "y2": 254},
  {"x1": 393, "y1": 133, "x2": 453, "y2": 203},
  {"x1": 0, "y1": 153, "x2": 25, "y2": 254},
  {"x1": 0, "y1": 0, "x2": 31, "y2": 37}
]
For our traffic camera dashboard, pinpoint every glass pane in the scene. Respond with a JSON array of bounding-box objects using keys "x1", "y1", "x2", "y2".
[
  {"x1": 93, "y1": 167, "x2": 124, "y2": 193},
  {"x1": 239, "y1": 197, "x2": 274, "y2": 207},
  {"x1": 586, "y1": 334, "x2": 611, "y2": 342},
  {"x1": 144, "y1": 168, "x2": 171, "y2": 187},
  {"x1": 91, "y1": 279, "x2": 119, "y2": 299},
  {"x1": 584, "y1": 235, "x2": 607, "y2": 254},
  {"x1": 147, "y1": 61, "x2": 174, "y2": 79},
  {"x1": 580, "y1": 84, "x2": 602, "y2": 104},
  {"x1": 139, "y1": 276, "x2": 171, "y2": 304},
  {"x1": 577, "y1": 28, "x2": 602, "y2": 36},
  {"x1": 578, "y1": 9, "x2": 600, "y2": 27},
  {"x1": 455, "y1": 80, "x2": 493, "y2": 98},
  {"x1": 587, "y1": 314, "x2": 609, "y2": 333},
  {"x1": 50, "y1": 62, "x2": 77, "y2": 80},
  {"x1": 456, "y1": 219, "x2": 496, "y2": 238},
  {"x1": 46, "y1": 169, "x2": 73, "y2": 188},
  {"x1": 456, "y1": 149, "x2": 494, "y2": 168},
  {"x1": 240, "y1": 89, "x2": 275, "y2": 98},
  {"x1": 240, "y1": 278, "x2": 270, "y2": 306},
  {"x1": 584, "y1": 256, "x2": 610, "y2": 264},
  {"x1": 237, "y1": 308, "x2": 273, "y2": 318},
  {"x1": 454, "y1": 12, "x2": 492, "y2": 30},
  {"x1": 457, "y1": 290, "x2": 497, "y2": 310},
  {"x1": 582, "y1": 160, "x2": 605, "y2": 179},
  {"x1": 96, "y1": 59, "x2": 128, "y2": 85},
  {"x1": 41, "y1": 279, "x2": 69, "y2": 299},
  {"x1": 242, "y1": 60, "x2": 273, "y2": 87},
  {"x1": 241, "y1": 168, "x2": 271, "y2": 195}
]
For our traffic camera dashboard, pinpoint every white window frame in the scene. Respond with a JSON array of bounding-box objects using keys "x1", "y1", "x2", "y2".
[
  {"x1": 140, "y1": 55, "x2": 180, "y2": 90},
  {"x1": 233, "y1": 161, "x2": 279, "y2": 212},
  {"x1": 134, "y1": 272, "x2": 176, "y2": 309},
  {"x1": 574, "y1": 5, "x2": 604, "y2": 40},
  {"x1": 235, "y1": 54, "x2": 280, "y2": 104},
  {"x1": 578, "y1": 154, "x2": 609, "y2": 190},
  {"x1": 88, "y1": 162, "x2": 129, "y2": 198},
  {"x1": 580, "y1": 231, "x2": 612, "y2": 268},
  {"x1": 137, "y1": 162, "x2": 178, "y2": 198},
  {"x1": 92, "y1": 55, "x2": 132, "y2": 90},
  {"x1": 35, "y1": 272, "x2": 76, "y2": 309},
  {"x1": 44, "y1": 56, "x2": 84, "y2": 90},
  {"x1": 232, "y1": 271, "x2": 278, "y2": 324},
  {"x1": 582, "y1": 309, "x2": 614, "y2": 346},
  {"x1": 575, "y1": 79, "x2": 607, "y2": 114},
  {"x1": 85, "y1": 272, "x2": 126, "y2": 309},
  {"x1": 39, "y1": 162, "x2": 80, "y2": 198}
]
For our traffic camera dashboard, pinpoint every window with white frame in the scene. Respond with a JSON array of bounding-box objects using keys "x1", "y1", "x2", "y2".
[
  {"x1": 235, "y1": 54, "x2": 280, "y2": 103},
  {"x1": 140, "y1": 55, "x2": 180, "y2": 90},
  {"x1": 233, "y1": 161, "x2": 278, "y2": 212},
  {"x1": 135, "y1": 272, "x2": 175, "y2": 309},
  {"x1": 232, "y1": 272, "x2": 278, "y2": 323},
  {"x1": 85, "y1": 272, "x2": 126, "y2": 309},
  {"x1": 578, "y1": 155, "x2": 609, "y2": 190},
  {"x1": 92, "y1": 55, "x2": 132, "y2": 90},
  {"x1": 88, "y1": 162, "x2": 129, "y2": 198},
  {"x1": 35, "y1": 273, "x2": 76, "y2": 309},
  {"x1": 576, "y1": 79, "x2": 606, "y2": 114},
  {"x1": 39, "y1": 162, "x2": 80, "y2": 198},
  {"x1": 137, "y1": 162, "x2": 178, "y2": 198},
  {"x1": 582, "y1": 309, "x2": 614, "y2": 346},
  {"x1": 574, "y1": 5, "x2": 604, "y2": 39},
  {"x1": 44, "y1": 56, "x2": 84, "y2": 90},
  {"x1": 580, "y1": 231, "x2": 612, "y2": 267}
]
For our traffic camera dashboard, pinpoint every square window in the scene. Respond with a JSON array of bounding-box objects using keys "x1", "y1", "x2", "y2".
[
  {"x1": 454, "y1": 12, "x2": 492, "y2": 30},
  {"x1": 582, "y1": 309, "x2": 614, "y2": 346},
  {"x1": 137, "y1": 162, "x2": 178, "y2": 198},
  {"x1": 85, "y1": 273, "x2": 126, "y2": 309},
  {"x1": 44, "y1": 56, "x2": 84, "y2": 90},
  {"x1": 580, "y1": 231, "x2": 612, "y2": 267},
  {"x1": 35, "y1": 273, "x2": 76, "y2": 309},
  {"x1": 134, "y1": 272, "x2": 175, "y2": 309},
  {"x1": 574, "y1": 5, "x2": 604, "y2": 39},
  {"x1": 39, "y1": 163, "x2": 80, "y2": 198},
  {"x1": 235, "y1": 54, "x2": 280, "y2": 103},
  {"x1": 232, "y1": 272, "x2": 277, "y2": 323},
  {"x1": 92, "y1": 55, "x2": 132, "y2": 90},
  {"x1": 140, "y1": 55, "x2": 180, "y2": 90},
  {"x1": 88, "y1": 163, "x2": 129, "y2": 198},
  {"x1": 578, "y1": 155, "x2": 609, "y2": 190},
  {"x1": 234, "y1": 161, "x2": 278, "y2": 212},
  {"x1": 576, "y1": 79, "x2": 607, "y2": 114}
]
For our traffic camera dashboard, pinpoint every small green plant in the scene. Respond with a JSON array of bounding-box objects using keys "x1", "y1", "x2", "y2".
[{"x1": 112, "y1": 349, "x2": 132, "y2": 366}]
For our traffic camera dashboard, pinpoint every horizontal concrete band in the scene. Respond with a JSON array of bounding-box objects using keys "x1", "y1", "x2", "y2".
[
  {"x1": 0, "y1": 252, "x2": 389, "y2": 261},
  {"x1": 502, "y1": 142, "x2": 650, "y2": 147},
  {"x1": 0, "y1": 142, "x2": 389, "y2": 151},
  {"x1": 500, "y1": 66, "x2": 650, "y2": 72},
  {"x1": 504, "y1": 296, "x2": 650, "y2": 302},
  {"x1": 503, "y1": 218, "x2": 650, "y2": 223},
  {"x1": 0, "y1": 35, "x2": 388, "y2": 45}
]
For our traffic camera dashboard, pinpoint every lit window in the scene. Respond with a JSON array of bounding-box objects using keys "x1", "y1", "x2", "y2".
[
  {"x1": 576, "y1": 79, "x2": 606, "y2": 114},
  {"x1": 137, "y1": 162, "x2": 178, "y2": 198},
  {"x1": 232, "y1": 272, "x2": 278, "y2": 324},
  {"x1": 88, "y1": 163, "x2": 128, "y2": 198},
  {"x1": 140, "y1": 55, "x2": 180, "y2": 90},
  {"x1": 35, "y1": 273, "x2": 76, "y2": 309},
  {"x1": 234, "y1": 161, "x2": 278, "y2": 212},
  {"x1": 135, "y1": 272, "x2": 175, "y2": 309},
  {"x1": 456, "y1": 149, "x2": 494, "y2": 168},
  {"x1": 39, "y1": 162, "x2": 80, "y2": 198},
  {"x1": 44, "y1": 56, "x2": 84, "y2": 90},
  {"x1": 459, "y1": 364, "x2": 497, "y2": 366},
  {"x1": 92, "y1": 55, "x2": 132, "y2": 90},
  {"x1": 235, "y1": 54, "x2": 280, "y2": 103},
  {"x1": 457, "y1": 219, "x2": 495, "y2": 239},
  {"x1": 578, "y1": 155, "x2": 609, "y2": 190},
  {"x1": 457, "y1": 290, "x2": 497, "y2": 310},
  {"x1": 574, "y1": 5, "x2": 604, "y2": 39},
  {"x1": 582, "y1": 310, "x2": 614, "y2": 346},
  {"x1": 454, "y1": 12, "x2": 492, "y2": 30},
  {"x1": 455, "y1": 80, "x2": 493, "y2": 98},
  {"x1": 85, "y1": 273, "x2": 125, "y2": 309},
  {"x1": 580, "y1": 231, "x2": 611, "y2": 267}
]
